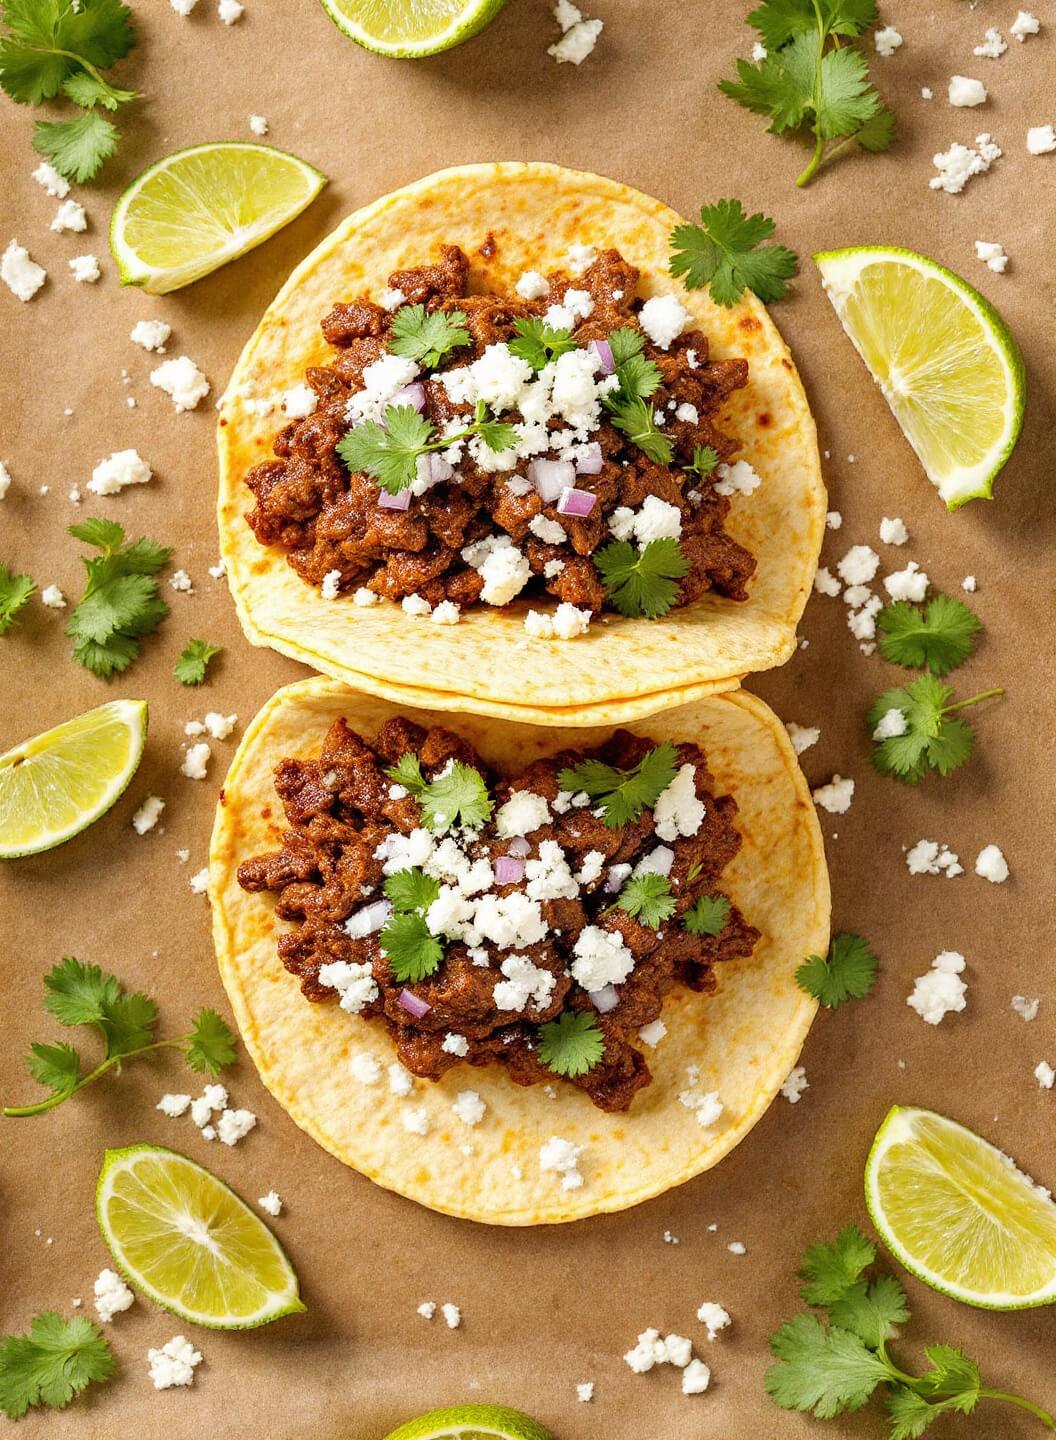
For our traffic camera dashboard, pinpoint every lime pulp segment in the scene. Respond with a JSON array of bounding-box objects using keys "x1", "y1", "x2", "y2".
[{"x1": 320, "y1": 0, "x2": 509, "y2": 56}]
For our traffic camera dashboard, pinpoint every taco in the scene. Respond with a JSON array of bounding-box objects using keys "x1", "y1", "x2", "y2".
[
  {"x1": 217, "y1": 162, "x2": 825, "y2": 726},
  {"x1": 209, "y1": 677, "x2": 829, "y2": 1225}
]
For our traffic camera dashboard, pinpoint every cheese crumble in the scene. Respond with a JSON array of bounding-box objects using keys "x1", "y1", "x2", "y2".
[
  {"x1": 907, "y1": 951, "x2": 967, "y2": 1024},
  {"x1": 147, "y1": 1336, "x2": 202, "y2": 1390}
]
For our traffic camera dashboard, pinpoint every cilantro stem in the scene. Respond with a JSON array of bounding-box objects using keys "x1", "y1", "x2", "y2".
[
  {"x1": 978, "y1": 1390, "x2": 1056, "y2": 1429},
  {"x1": 943, "y1": 687, "x2": 1004, "y2": 714},
  {"x1": 796, "y1": 135, "x2": 827, "y2": 188},
  {"x1": 3, "y1": 1036, "x2": 191, "y2": 1118}
]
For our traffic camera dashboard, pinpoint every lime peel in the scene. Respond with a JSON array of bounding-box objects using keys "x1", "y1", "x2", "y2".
[
  {"x1": 320, "y1": 0, "x2": 510, "y2": 58},
  {"x1": 381, "y1": 1404, "x2": 558, "y2": 1440}
]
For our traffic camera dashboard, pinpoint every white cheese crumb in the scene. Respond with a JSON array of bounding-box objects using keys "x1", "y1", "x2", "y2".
[
  {"x1": 402, "y1": 593, "x2": 432, "y2": 617},
  {"x1": 430, "y1": 600, "x2": 460, "y2": 626},
  {"x1": 0, "y1": 461, "x2": 10, "y2": 500},
  {"x1": 320, "y1": 569, "x2": 341, "y2": 600},
  {"x1": 88, "y1": 448, "x2": 152, "y2": 496},
  {"x1": 678, "y1": 1089, "x2": 724, "y2": 1129},
  {"x1": 548, "y1": 14, "x2": 603, "y2": 64},
  {"x1": 2, "y1": 240, "x2": 46, "y2": 301},
  {"x1": 258, "y1": 1191, "x2": 283, "y2": 1216},
  {"x1": 170, "y1": 0, "x2": 199, "y2": 12},
  {"x1": 40, "y1": 584, "x2": 66, "y2": 608},
  {"x1": 1035, "y1": 1062, "x2": 1055, "y2": 1090},
  {"x1": 130, "y1": 319, "x2": 171, "y2": 352},
  {"x1": 388, "y1": 1063, "x2": 413, "y2": 1097},
  {"x1": 974, "y1": 241, "x2": 1008, "y2": 274},
  {"x1": 1012, "y1": 995, "x2": 1040, "y2": 1023},
  {"x1": 785, "y1": 722, "x2": 821, "y2": 756},
  {"x1": 638, "y1": 1018, "x2": 667, "y2": 1048},
  {"x1": 714, "y1": 459, "x2": 762, "y2": 498},
  {"x1": 1010, "y1": 11, "x2": 1041, "y2": 42},
  {"x1": 781, "y1": 1066, "x2": 809, "y2": 1104},
  {"x1": 879, "y1": 516, "x2": 909, "y2": 545},
  {"x1": 921, "y1": 86, "x2": 933, "y2": 100},
  {"x1": 249, "y1": 114, "x2": 269, "y2": 137},
  {"x1": 150, "y1": 356, "x2": 210, "y2": 412},
  {"x1": 812, "y1": 775, "x2": 854, "y2": 814},
  {"x1": 132, "y1": 795, "x2": 165, "y2": 834},
  {"x1": 751, "y1": 40, "x2": 767, "y2": 60},
  {"x1": 282, "y1": 383, "x2": 316, "y2": 418},
  {"x1": 417, "y1": 1301, "x2": 436, "y2": 1319},
  {"x1": 930, "y1": 132, "x2": 1002, "y2": 193},
  {"x1": 32, "y1": 161, "x2": 69, "y2": 198},
  {"x1": 218, "y1": 0, "x2": 244, "y2": 21},
  {"x1": 975, "y1": 843, "x2": 1009, "y2": 883},
  {"x1": 217, "y1": 1107, "x2": 256, "y2": 1145},
  {"x1": 349, "y1": 1053, "x2": 382, "y2": 1085},
  {"x1": 1027, "y1": 125, "x2": 1056, "y2": 155},
  {"x1": 949, "y1": 76, "x2": 988, "y2": 108},
  {"x1": 874, "y1": 25, "x2": 903, "y2": 56},
  {"x1": 826, "y1": 510, "x2": 842, "y2": 530},
  {"x1": 907, "y1": 951, "x2": 967, "y2": 1024},
  {"x1": 682, "y1": 1358, "x2": 712, "y2": 1394},
  {"x1": 69, "y1": 254, "x2": 101, "y2": 283},
  {"x1": 452, "y1": 1090, "x2": 486, "y2": 1126},
  {"x1": 188, "y1": 867, "x2": 209, "y2": 895},
  {"x1": 51, "y1": 199, "x2": 87, "y2": 233},
  {"x1": 94, "y1": 1268, "x2": 134, "y2": 1323},
  {"x1": 181, "y1": 742, "x2": 211, "y2": 780},
  {"x1": 639, "y1": 293, "x2": 692, "y2": 350},
  {"x1": 962, "y1": 575, "x2": 977, "y2": 592},
  {"x1": 974, "y1": 28, "x2": 1007, "y2": 58},
  {"x1": 883, "y1": 560, "x2": 928, "y2": 602},
  {"x1": 873, "y1": 708, "x2": 908, "y2": 741},
  {"x1": 147, "y1": 1336, "x2": 202, "y2": 1390},
  {"x1": 576, "y1": 1381, "x2": 595, "y2": 1402},
  {"x1": 441, "y1": 1302, "x2": 461, "y2": 1329},
  {"x1": 169, "y1": 568, "x2": 194, "y2": 593},
  {"x1": 837, "y1": 545, "x2": 880, "y2": 586},
  {"x1": 728, "y1": 1241, "x2": 747, "y2": 1255},
  {"x1": 814, "y1": 566, "x2": 841, "y2": 597},
  {"x1": 156, "y1": 1093, "x2": 191, "y2": 1118},
  {"x1": 539, "y1": 1135, "x2": 584, "y2": 1190},
  {"x1": 696, "y1": 1301, "x2": 732, "y2": 1340},
  {"x1": 905, "y1": 839, "x2": 963, "y2": 877},
  {"x1": 515, "y1": 269, "x2": 549, "y2": 301},
  {"x1": 553, "y1": 0, "x2": 581, "y2": 29}
]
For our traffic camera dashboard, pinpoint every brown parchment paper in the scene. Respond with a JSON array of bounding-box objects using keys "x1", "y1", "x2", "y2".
[{"x1": 1, "y1": 3, "x2": 1054, "y2": 1437}]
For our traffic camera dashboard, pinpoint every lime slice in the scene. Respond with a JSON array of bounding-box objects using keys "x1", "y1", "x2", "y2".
[
  {"x1": 0, "y1": 699, "x2": 147, "y2": 859},
  {"x1": 382, "y1": 1406, "x2": 557, "y2": 1440},
  {"x1": 866, "y1": 1106, "x2": 1056, "y2": 1309},
  {"x1": 110, "y1": 142, "x2": 327, "y2": 295},
  {"x1": 97, "y1": 1145, "x2": 306, "y2": 1329},
  {"x1": 320, "y1": 0, "x2": 509, "y2": 57},
  {"x1": 814, "y1": 246, "x2": 1025, "y2": 509}
]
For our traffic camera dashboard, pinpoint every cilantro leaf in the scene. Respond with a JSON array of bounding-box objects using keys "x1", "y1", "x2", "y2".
[
  {"x1": 828, "y1": 1275, "x2": 909, "y2": 1348},
  {"x1": 916, "y1": 1346, "x2": 981, "y2": 1406},
  {"x1": 379, "y1": 912, "x2": 443, "y2": 984},
  {"x1": 798, "y1": 1224, "x2": 876, "y2": 1305},
  {"x1": 337, "y1": 404, "x2": 434, "y2": 495},
  {"x1": 607, "y1": 327, "x2": 647, "y2": 366},
  {"x1": 26, "y1": 1041, "x2": 81, "y2": 1097},
  {"x1": 683, "y1": 894, "x2": 731, "y2": 937},
  {"x1": 32, "y1": 109, "x2": 119, "y2": 182},
  {"x1": 602, "y1": 395, "x2": 673, "y2": 464},
  {"x1": 796, "y1": 932, "x2": 878, "y2": 1008},
  {"x1": 0, "y1": 563, "x2": 36, "y2": 634},
  {"x1": 508, "y1": 316, "x2": 578, "y2": 373},
  {"x1": 42, "y1": 956, "x2": 119, "y2": 1027},
  {"x1": 748, "y1": 0, "x2": 878, "y2": 49},
  {"x1": 670, "y1": 198, "x2": 798, "y2": 306},
  {"x1": 419, "y1": 761, "x2": 492, "y2": 833},
  {"x1": 876, "y1": 595, "x2": 981, "y2": 677},
  {"x1": 387, "y1": 752, "x2": 426, "y2": 794},
  {"x1": 0, "y1": 0, "x2": 135, "y2": 104},
  {"x1": 538, "y1": 1011, "x2": 605, "y2": 1077},
  {"x1": 558, "y1": 742, "x2": 678, "y2": 829},
  {"x1": 96, "y1": 987, "x2": 157, "y2": 1060},
  {"x1": 868, "y1": 677, "x2": 999, "y2": 785},
  {"x1": 389, "y1": 304, "x2": 470, "y2": 369},
  {"x1": 617, "y1": 872, "x2": 677, "y2": 928},
  {"x1": 383, "y1": 867, "x2": 441, "y2": 914},
  {"x1": 185, "y1": 1008, "x2": 237, "y2": 1076},
  {"x1": 68, "y1": 516, "x2": 124, "y2": 549},
  {"x1": 0, "y1": 1310, "x2": 115, "y2": 1419},
  {"x1": 61, "y1": 68, "x2": 135, "y2": 110},
  {"x1": 174, "y1": 638, "x2": 221, "y2": 686},
  {"x1": 66, "y1": 519, "x2": 171, "y2": 678},
  {"x1": 472, "y1": 399, "x2": 519, "y2": 455},
  {"x1": 886, "y1": 1387, "x2": 944, "y2": 1440},
  {"x1": 766, "y1": 1313, "x2": 889, "y2": 1418},
  {"x1": 686, "y1": 444, "x2": 719, "y2": 479},
  {"x1": 594, "y1": 537, "x2": 689, "y2": 619}
]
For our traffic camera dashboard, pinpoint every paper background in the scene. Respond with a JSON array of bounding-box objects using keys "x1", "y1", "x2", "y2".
[{"x1": 2, "y1": 2, "x2": 1054, "y2": 1436}]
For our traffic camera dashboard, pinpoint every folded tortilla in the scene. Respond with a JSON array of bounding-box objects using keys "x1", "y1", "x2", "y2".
[
  {"x1": 210, "y1": 677, "x2": 829, "y2": 1225},
  {"x1": 217, "y1": 162, "x2": 826, "y2": 726}
]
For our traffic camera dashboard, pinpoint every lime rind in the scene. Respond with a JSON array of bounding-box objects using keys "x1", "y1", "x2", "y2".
[
  {"x1": 814, "y1": 245, "x2": 1026, "y2": 509},
  {"x1": 866, "y1": 1106, "x2": 1056, "y2": 1311},
  {"x1": 97, "y1": 1144, "x2": 306, "y2": 1330},
  {"x1": 0, "y1": 699, "x2": 148, "y2": 859},
  {"x1": 110, "y1": 142, "x2": 328, "y2": 296},
  {"x1": 382, "y1": 1405, "x2": 557, "y2": 1440},
  {"x1": 319, "y1": 0, "x2": 509, "y2": 57}
]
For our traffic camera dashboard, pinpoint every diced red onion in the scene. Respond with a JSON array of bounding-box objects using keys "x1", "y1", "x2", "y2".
[
  {"x1": 343, "y1": 899, "x2": 391, "y2": 938},
  {"x1": 556, "y1": 486, "x2": 597, "y2": 518},
  {"x1": 635, "y1": 846, "x2": 675, "y2": 878},
  {"x1": 391, "y1": 382, "x2": 426, "y2": 412},
  {"x1": 603, "y1": 863, "x2": 633, "y2": 895},
  {"x1": 575, "y1": 443, "x2": 603, "y2": 476},
  {"x1": 379, "y1": 488, "x2": 412, "y2": 511},
  {"x1": 590, "y1": 984, "x2": 620, "y2": 1013},
  {"x1": 398, "y1": 988, "x2": 431, "y2": 1019},
  {"x1": 428, "y1": 454, "x2": 454, "y2": 483},
  {"x1": 529, "y1": 458, "x2": 576, "y2": 504},
  {"x1": 494, "y1": 855, "x2": 525, "y2": 885},
  {"x1": 508, "y1": 837, "x2": 531, "y2": 858},
  {"x1": 588, "y1": 339, "x2": 615, "y2": 375}
]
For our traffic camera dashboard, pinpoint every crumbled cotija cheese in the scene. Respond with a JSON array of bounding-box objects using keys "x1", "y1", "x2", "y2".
[
  {"x1": 132, "y1": 796, "x2": 165, "y2": 834},
  {"x1": 40, "y1": 585, "x2": 66, "y2": 608},
  {"x1": 188, "y1": 867, "x2": 209, "y2": 894},
  {"x1": 147, "y1": 1336, "x2": 202, "y2": 1390},
  {"x1": 1012, "y1": 995, "x2": 1040, "y2": 1022},
  {"x1": 907, "y1": 951, "x2": 968, "y2": 1024},
  {"x1": 51, "y1": 199, "x2": 87, "y2": 233},
  {"x1": 576, "y1": 1381, "x2": 595, "y2": 1402},
  {"x1": 837, "y1": 545, "x2": 880, "y2": 586},
  {"x1": 812, "y1": 775, "x2": 854, "y2": 814},
  {"x1": 181, "y1": 742, "x2": 211, "y2": 780},
  {"x1": 814, "y1": 566, "x2": 841, "y2": 597},
  {"x1": 975, "y1": 844, "x2": 1009, "y2": 882},
  {"x1": 94, "y1": 1268, "x2": 134, "y2": 1322},
  {"x1": 452, "y1": 1090, "x2": 486, "y2": 1125},
  {"x1": 930, "y1": 133, "x2": 1002, "y2": 193},
  {"x1": 781, "y1": 1066, "x2": 809, "y2": 1104},
  {"x1": 1010, "y1": 11, "x2": 1040, "y2": 42},
  {"x1": 150, "y1": 356, "x2": 210, "y2": 412},
  {"x1": 874, "y1": 25, "x2": 902, "y2": 55},
  {"x1": 89, "y1": 448, "x2": 152, "y2": 495},
  {"x1": 948, "y1": 76, "x2": 988, "y2": 107},
  {"x1": 130, "y1": 319, "x2": 171, "y2": 352},
  {"x1": 32, "y1": 161, "x2": 69, "y2": 197},
  {"x1": 785, "y1": 722, "x2": 820, "y2": 755},
  {"x1": 249, "y1": 114, "x2": 269, "y2": 137},
  {"x1": 69, "y1": 255, "x2": 101, "y2": 283},
  {"x1": 548, "y1": 9, "x2": 603, "y2": 64},
  {"x1": 975, "y1": 240, "x2": 1009, "y2": 272},
  {"x1": 219, "y1": 0, "x2": 244, "y2": 20},
  {"x1": 696, "y1": 1301, "x2": 732, "y2": 1340},
  {"x1": 2, "y1": 241, "x2": 46, "y2": 301},
  {"x1": 639, "y1": 294, "x2": 692, "y2": 350},
  {"x1": 258, "y1": 1191, "x2": 283, "y2": 1216},
  {"x1": 156, "y1": 1092, "x2": 192, "y2": 1117},
  {"x1": 1026, "y1": 125, "x2": 1056, "y2": 155},
  {"x1": 879, "y1": 516, "x2": 909, "y2": 545},
  {"x1": 1035, "y1": 1062, "x2": 1055, "y2": 1090},
  {"x1": 974, "y1": 27, "x2": 1007, "y2": 58},
  {"x1": 539, "y1": 1135, "x2": 584, "y2": 1190},
  {"x1": 905, "y1": 839, "x2": 963, "y2": 877}
]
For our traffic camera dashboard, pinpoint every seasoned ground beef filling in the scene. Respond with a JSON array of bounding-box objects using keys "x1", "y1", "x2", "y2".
[
  {"x1": 243, "y1": 244, "x2": 757, "y2": 616},
  {"x1": 237, "y1": 716, "x2": 759, "y2": 1112}
]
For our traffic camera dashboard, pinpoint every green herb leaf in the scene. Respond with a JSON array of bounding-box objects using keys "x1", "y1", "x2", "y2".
[
  {"x1": 796, "y1": 932, "x2": 878, "y2": 1007},
  {"x1": 0, "y1": 563, "x2": 35, "y2": 634},
  {"x1": 337, "y1": 404, "x2": 434, "y2": 495},
  {"x1": 886, "y1": 1387, "x2": 944, "y2": 1440},
  {"x1": 383, "y1": 867, "x2": 441, "y2": 914},
  {"x1": 0, "y1": 0, "x2": 135, "y2": 104},
  {"x1": 671, "y1": 198, "x2": 798, "y2": 305},
  {"x1": 749, "y1": 0, "x2": 877, "y2": 48},
  {"x1": 617, "y1": 872, "x2": 677, "y2": 928},
  {"x1": 686, "y1": 444, "x2": 719, "y2": 479},
  {"x1": 472, "y1": 399, "x2": 519, "y2": 455},
  {"x1": 876, "y1": 595, "x2": 981, "y2": 676},
  {"x1": 379, "y1": 912, "x2": 443, "y2": 984},
  {"x1": 868, "y1": 677, "x2": 999, "y2": 785},
  {"x1": 61, "y1": 69, "x2": 135, "y2": 110},
  {"x1": 594, "y1": 536, "x2": 689, "y2": 619},
  {"x1": 185, "y1": 1008, "x2": 237, "y2": 1076},
  {"x1": 96, "y1": 988, "x2": 157, "y2": 1060},
  {"x1": 538, "y1": 1011, "x2": 605, "y2": 1077},
  {"x1": 558, "y1": 742, "x2": 678, "y2": 829},
  {"x1": 32, "y1": 109, "x2": 119, "y2": 182},
  {"x1": 43, "y1": 956, "x2": 119, "y2": 1027},
  {"x1": 26, "y1": 1041, "x2": 81, "y2": 1097},
  {"x1": 602, "y1": 395, "x2": 674, "y2": 463},
  {"x1": 0, "y1": 1310, "x2": 115, "y2": 1419},
  {"x1": 387, "y1": 752, "x2": 426, "y2": 793},
  {"x1": 419, "y1": 761, "x2": 493, "y2": 833},
  {"x1": 508, "y1": 315, "x2": 578, "y2": 373},
  {"x1": 766, "y1": 1313, "x2": 889, "y2": 1418},
  {"x1": 797, "y1": 1225, "x2": 876, "y2": 1305},
  {"x1": 389, "y1": 304, "x2": 470, "y2": 369},
  {"x1": 66, "y1": 519, "x2": 171, "y2": 678},
  {"x1": 609, "y1": 352, "x2": 662, "y2": 404},
  {"x1": 683, "y1": 893, "x2": 731, "y2": 937},
  {"x1": 174, "y1": 638, "x2": 221, "y2": 686},
  {"x1": 607, "y1": 327, "x2": 647, "y2": 366},
  {"x1": 916, "y1": 1346, "x2": 981, "y2": 1407},
  {"x1": 828, "y1": 1275, "x2": 909, "y2": 1348}
]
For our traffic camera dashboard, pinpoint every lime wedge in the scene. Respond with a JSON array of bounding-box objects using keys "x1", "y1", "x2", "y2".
[
  {"x1": 382, "y1": 1406, "x2": 557, "y2": 1440},
  {"x1": 814, "y1": 246, "x2": 1025, "y2": 509},
  {"x1": 320, "y1": 0, "x2": 509, "y2": 57},
  {"x1": 0, "y1": 699, "x2": 147, "y2": 859},
  {"x1": 97, "y1": 1146, "x2": 306, "y2": 1329},
  {"x1": 866, "y1": 1106, "x2": 1056, "y2": 1309},
  {"x1": 110, "y1": 142, "x2": 327, "y2": 295}
]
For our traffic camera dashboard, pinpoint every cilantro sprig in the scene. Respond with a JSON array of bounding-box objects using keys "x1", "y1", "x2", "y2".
[
  {"x1": 0, "y1": 562, "x2": 35, "y2": 633},
  {"x1": 766, "y1": 1225, "x2": 1056, "y2": 1436},
  {"x1": 174, "y1": 637, "x2": 221, "y2": 686},
  {"x1": 4, "y1": 957, "x2": 236, "y2": 1118},
  {"x1": 389, "y1": 305, "x2": 471, "y2": 368},
  {"x1": 876, "y1": 595, "x2": 981, "y2": 677},
  {"x1": 0, "y1": 1311, "x2": 115, "y2": 1419},
  {"x1": 380, "y1": 867, "x2": 443, "y2": 984},
  {"x1": 0, "y1": 0, "x2": 139, "y2": 182},
  {"x1": 617, "y1": 872, "x2": 677, "y2": 928},
  {"x1": 796, "y1": 932, "x2": 878, "y2": 1007},
  {"x1": 538, "y1": 1011, "x2": 605, "y2": 1078},
  {"x1": 868, "y1": 678, "x2": 1003, "y2": 785},
  {"x1": 599, "y1": 328, "x2": 671, "y2": 463},
  {"x1": 686, "y1": 444, "x2": 719, "y2": 480},
  {"x1": 559, "y1": 742, "x2": 678, "y2": 829},
  {"x1": 338, "y1": 400, "x2": 517, "y2": 495},
  {"x1": 66, "y1": 518, "x2": 171, "y2": 678},
  {"x1": 603, "y1": 396, "x2": 673, "y2": 465},
  {"x1": 683, "y1": 894, "x2": 731, "y2": 937},
  {"x1": 594, "y1": 537, "x2": 690, "y2": 619},
  {"x1": 508, "y1": 316, "x2": 578, "y2": 373},
  {"x1": 720, "y1": 2, "x2": 895, "y2": 188},
  {"x1": 387, "y1": 753, "x2": 493, "y2": 833},
  {"x1": 670, "y1": 199, "x2": 798, "y2": 305}
]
